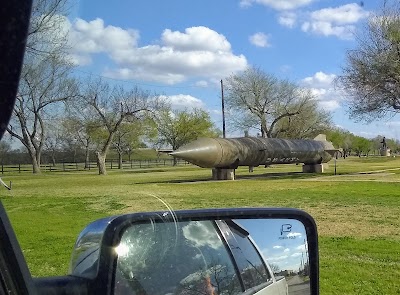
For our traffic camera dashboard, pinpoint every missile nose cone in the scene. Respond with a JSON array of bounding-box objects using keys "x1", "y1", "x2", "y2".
[{"x1": 170, "y1": 138, "x2": 223, "y2": 168}]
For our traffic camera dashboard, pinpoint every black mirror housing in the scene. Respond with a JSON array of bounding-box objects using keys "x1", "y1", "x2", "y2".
[{"x1": 68, "y1": 208, "x2": 319, "y2": 295}]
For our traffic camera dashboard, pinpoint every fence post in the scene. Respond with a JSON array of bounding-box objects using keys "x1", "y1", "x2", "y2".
[
  {"x1": 63, "y1": 162, "x2": 65, "y2": 171},
  {"x1": 76, "y1": 162, "x2": 78, "y2": 170},
  {"x1": 19, "y1": 163, "x2": 21, "y2": 173},
  {"x1": 131, "y1": 160, "x2": 133, "y2": 169},
  {"x1": 1, "y1": 164, "x2": 3, "y2": 174},
  {"x1": 111, "y1": 160, "x2": 113, "y2": 169}
]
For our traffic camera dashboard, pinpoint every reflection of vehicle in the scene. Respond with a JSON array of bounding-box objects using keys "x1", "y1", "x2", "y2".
[
  {"x1": 70, "y1": 217, "x2": 289, "y2": 295},
  {"x1": 217, "y1": 220, "x2": 289, "y2": 295}
]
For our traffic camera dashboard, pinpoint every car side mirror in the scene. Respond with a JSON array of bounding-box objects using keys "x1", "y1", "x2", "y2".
[{"x1": 34, "y1": 208, "x2": 319, "y2": 295}]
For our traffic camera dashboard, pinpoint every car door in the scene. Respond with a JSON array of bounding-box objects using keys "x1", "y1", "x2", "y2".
[
  {"x1": 0, "y1": 202, "x2": 36, "y2": 295},
  {"x1": 216, "y1": 220, "x2": 285, "y2": 295}
]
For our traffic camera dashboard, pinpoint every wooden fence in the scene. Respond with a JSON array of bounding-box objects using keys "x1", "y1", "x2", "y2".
[{"x1": 0, "y1": 158, "x2": 189, "y2": 174}]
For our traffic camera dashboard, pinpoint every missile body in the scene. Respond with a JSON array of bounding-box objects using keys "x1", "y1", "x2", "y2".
[{"x1": 170, "y1": 135, "x2": 336, "y2": 169}]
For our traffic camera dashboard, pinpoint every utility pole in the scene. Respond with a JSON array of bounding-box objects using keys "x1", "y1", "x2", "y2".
[{"x1": 220, "y1": 79, "x2": 226, "y2": 138}]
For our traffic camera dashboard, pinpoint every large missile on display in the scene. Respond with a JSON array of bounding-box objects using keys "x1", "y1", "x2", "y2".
[{"x1": 170, "y1": 134, "x2": 336, "y2": 169}]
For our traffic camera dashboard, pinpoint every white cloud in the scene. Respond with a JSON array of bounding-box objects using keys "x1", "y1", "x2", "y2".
[
  {"x1": 240, "y1": 0, "x2": 315, "y2": 11},
  {"x1": 302, "y1": 71, "x2": 336, "y2": 88},
  {"x1": 301, "y1": 71, "x2": 342, "y2": 111},
  {"x1": 182, "y1": 221, "x2": 223, "y2": 250},
  {"x1": 291, "y1": 252, "x2": 303, "y2": 258},
  {"x1": 249, "y1": 32, "x2": 271, "y2": 47},
  {"x1": 210, "y1": 109, "x2": 222, "y2": 115},
  {"x1": 161, "y1": 94, "x2": 206, "y2": 110},
  {"x1": 268, "y1": 255, "x2": 289, "y2": 262},
  {"x1": 310, "y1": 3, "x2": 369, "y2": 25},
  {"x1": 162, "y1": 26, "x2": 231, "y2": 52},
  {"x1": 301, "y1": 3, "x2": 369, "y2": 40},
  {"x1": 273, "y1": 245, "x2": 283, "y2": 249},
  {"x1": 70, "y1": 18, "x2": 139, "y2": 53},
  {"x1": 319, "y1": 100, "x2": 341, "y2": 111},
  {"x1": 301, "y1": 21, "x2": 355, "y2": 40},
  {"x1": 385, "y1": 121, "x2": 400, "y2": 127},
  {"x1": 66, "y1": 19, "x2": 248, "y2": 84},
  {"x1": 194, "y1": 80, "x2": 209, "y2": 88},
  {"x1": 296, "y1": 244, "x2": 307, "y2": 251},
  {"x1": 287, "y1": 232, "x2": 302, "y2": 238},
  {"x1": 278, "y1": 12, "x2": 297, "y2": 28}
]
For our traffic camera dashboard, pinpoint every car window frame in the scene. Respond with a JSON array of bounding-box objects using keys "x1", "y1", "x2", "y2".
[{"x1": 215, "y1": 220, "x2": 274, "y2": 293}]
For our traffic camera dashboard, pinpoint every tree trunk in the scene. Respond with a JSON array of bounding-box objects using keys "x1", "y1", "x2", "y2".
[
  {"x1": 84, "y1": 148, "x2": 90, "y2": 169},
  {"x1": 26, "y1": 147, "x2": 41, "y2": 174},
  {"x1": 260, "y1": 116, "x2": 268, "y2": 138},
  {"x1": 51, "y1": 152, "x2": 56, "y2": 166},
  {"x1": 96, "y1": 152, "x2": 107, "y2": 175},
  {"x1": 118, "y1": 152, "x2": 123, "y2": 169},
  {"x1": 32, "y1": 159, "x2": 41, "y2": 174}
]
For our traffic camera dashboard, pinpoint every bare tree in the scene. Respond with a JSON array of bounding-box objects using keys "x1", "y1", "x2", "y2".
[
  {"x1": 61, "y1": 103, "x2": 103, "y2": 169},
  {"x1": 268, "y1": 263, "x2": 280, "y2": 275},
  {"x1": 273, "y1": 100, "x2": 332, "y2": 139},
  {"x1": 44, "y1": 122, "x2": 64, "y2": 166},
  {"x1": 79, "y1": 79, "x2": 161, "y2": 175},
  {"x1": 225, "y1": 67, "x2": 321, "y2": 138},
  {"x1": 7, "y1": 54, "x2": 77, "y2": 173},
  {"x1": 336, "y1": 0, "x2": 400, "y2": 121},
  {"x1": 6, "y1": 0, "x2": 76, "y2": 173},
  {"x1": 27, "y1": 0, "x2": 71, "y2": 56}
]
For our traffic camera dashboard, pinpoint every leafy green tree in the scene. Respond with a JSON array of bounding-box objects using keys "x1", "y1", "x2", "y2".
[
  {"x1": 326, "y1": 128, "x2": 355, "y2": 157},
  {"x1": 155, "y1": 108, "x2": 220, "y2": 164},
  {"x1": 112, "y1": 119, "x2": 157, "y2": 169},
  {"x1": 353, "y1": 136, "x2": 372, "y2": 156}
]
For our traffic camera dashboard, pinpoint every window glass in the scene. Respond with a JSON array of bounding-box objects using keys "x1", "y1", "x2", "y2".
[
  {"x1": 217, "y1": 221, "x2": 271, "y2": 290},
  {"x1": 114, "y1": 220, "x2": 242, "y2": 295}
]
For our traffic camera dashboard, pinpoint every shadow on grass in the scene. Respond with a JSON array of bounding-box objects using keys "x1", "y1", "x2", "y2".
[
  {"x1": 113, "y1": 166, "x2": 201, "y2": 174},
  {"x1": 135, "y1": 171, "x2": 320, "y2": 184}
]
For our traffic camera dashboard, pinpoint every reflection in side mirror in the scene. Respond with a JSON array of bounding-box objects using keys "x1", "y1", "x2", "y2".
[
  {"x1": 115, "y1": 219, "x2": 310, "y2": 295},
  {"x1": 67, "y1": 208, "x2": 318, "y2": 295}
]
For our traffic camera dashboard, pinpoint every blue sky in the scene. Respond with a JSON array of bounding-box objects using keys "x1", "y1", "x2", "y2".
[
  {"x1": 63, "y1": 0, "x2": 400, "y2": 140},
  {"x1": 236, "y1": 219, "x2": 308, "y2": 272}
]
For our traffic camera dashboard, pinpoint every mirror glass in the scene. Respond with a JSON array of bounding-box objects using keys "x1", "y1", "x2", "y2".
[{"x1": 114, "y1": 218, "x2": 310, "y2": 295}]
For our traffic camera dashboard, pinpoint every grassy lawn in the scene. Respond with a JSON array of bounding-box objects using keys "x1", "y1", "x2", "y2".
[{"x1": 0, "y1": 156, "x2": 399, "y2": 294}]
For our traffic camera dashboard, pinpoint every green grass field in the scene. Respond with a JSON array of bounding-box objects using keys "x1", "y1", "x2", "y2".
[{"x1": 1, "y1": 156, "x2": 399, "y2": 294}]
